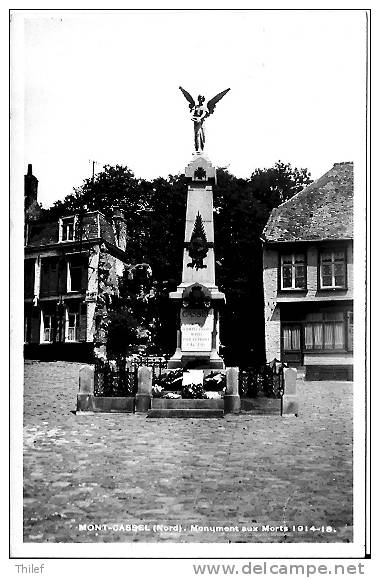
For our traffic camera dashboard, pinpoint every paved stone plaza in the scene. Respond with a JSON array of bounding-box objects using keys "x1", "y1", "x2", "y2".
[{"x1": 23, "y1": 361, "x2": 353, "y2": 543}]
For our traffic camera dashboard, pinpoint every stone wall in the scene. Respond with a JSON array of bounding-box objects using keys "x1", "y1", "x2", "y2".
[
  {"x1": 263, "y1": 247, "x2": 281, "y2": 361},
  {"x1": 92, "y1": 249, "x2": 125, "y2": 361}
]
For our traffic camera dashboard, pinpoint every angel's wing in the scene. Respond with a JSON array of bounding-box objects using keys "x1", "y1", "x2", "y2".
[
  {"x1": 179, "y1": 86, "x2": 195, "y2": 110},
  {"x1": 207, "y1": 88, "x2": 230, "y2": 115}
]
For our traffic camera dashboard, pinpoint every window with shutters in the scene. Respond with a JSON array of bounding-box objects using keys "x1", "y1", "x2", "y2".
[
  {"x1": 40, "y1": 258, "x2": 59, "y2": 296},
  {"x1": 67, "y1": 256, "x2": 86, "y2": 292},
  {"x1": 24, "y1": 259, "x2": 35, "y2": 298},
  {"x1": 280, "y1": 253, "x2": 306, "y2": 290},
  {"x1": 24, "y1": 314, "x2": 31, "y2": 343},
  {"x1": 319, "y1": 250, "x2": 346, "y2": 289}
]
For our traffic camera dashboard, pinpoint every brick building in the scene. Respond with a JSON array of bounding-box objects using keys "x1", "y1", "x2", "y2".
[
  {"x1": 24, "y1": 165, "x2": 129, "y2": 361},
  {"x1": 262, "y1": 162, "x2": 353, "y2": 380}
]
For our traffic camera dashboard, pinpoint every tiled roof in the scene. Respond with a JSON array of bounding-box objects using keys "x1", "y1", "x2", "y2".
[{"x1": 262, "y1": 162, "x2": 353, "y2": 242}]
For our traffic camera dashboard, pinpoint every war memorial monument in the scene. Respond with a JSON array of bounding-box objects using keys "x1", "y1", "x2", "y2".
[
  {"x1": 167, "y1": 87, "x2": 230, "y2": 370},
  {"x1": 76, "y1": 87, "x2": 297, "y2": 417}
]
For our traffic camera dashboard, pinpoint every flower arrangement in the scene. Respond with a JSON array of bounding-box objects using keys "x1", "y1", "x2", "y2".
[
  {"x1": 182, "y1": 382, "x2": 206, "y2": 399},
  {"x1": 152, "y1": 370, "x2": 226, "y2": 400},
  {"x1": 163, "y1": 392, "x2": 182, "y2": 399},
  {"x1": 204, "y1": 371, "x2": 226, "y2": 391},
  {"x1": 155, "y1": 369, "x2": 183, "y2": 392},
  {"x1": 152, "y1": 384, "x2": 164, "y2": 398},
  {"x1": 204, "y1": 391, "x2": 222, "y2": 399}
]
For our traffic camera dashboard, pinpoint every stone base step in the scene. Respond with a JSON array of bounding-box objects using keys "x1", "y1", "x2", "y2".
[
  {"x1": 151, "y1": 398, "x2": 223, "y2": 410},
  {"x1": 240, "y1": 398, "x2": 281, "y2": 415},
  {"x1": 241, "y1": 409, "x2": 280, "y2": 415},
  {"x1": 147, "y1": 408, "x2": 224, "y2": 419}
]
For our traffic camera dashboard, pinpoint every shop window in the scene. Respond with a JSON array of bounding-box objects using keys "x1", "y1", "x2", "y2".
[
  {"x1": 280, "y1": 254, "x2": 306, "y2": 290},
  {"x1": 304, "y1": 311, "x2": 345, "y2": 350},
  {"x1": 347, "y1": 311, "x2": 354, "y2": 351},
  {"x1": 319, "y1": 250, "x2": 346, "y2": 289},
  {"x1": 282, "y1": 325, "x2": 301, "y2": 351}
]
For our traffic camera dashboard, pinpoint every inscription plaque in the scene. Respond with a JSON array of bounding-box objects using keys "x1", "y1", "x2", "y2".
[{"x1": 181, "y1": 308, "x2": 213, "y2": 352}]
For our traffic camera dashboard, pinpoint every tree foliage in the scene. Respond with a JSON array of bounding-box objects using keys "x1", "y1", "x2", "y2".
[{"x1": 46, "y1": 161, "x2": 312, "y2": 365}]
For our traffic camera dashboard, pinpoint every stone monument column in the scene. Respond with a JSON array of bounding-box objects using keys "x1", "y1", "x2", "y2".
[{"x1": 168, "y1": 154, "x2": 225, "y2": 370}]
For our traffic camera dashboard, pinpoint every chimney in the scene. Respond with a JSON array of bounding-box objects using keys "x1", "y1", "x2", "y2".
[
  {"x1": 24, "y1": 164, "x2": 39, "y2": 211},
  {"x1": 111, "y1": 207, "x2": 127, "y2": 252}
]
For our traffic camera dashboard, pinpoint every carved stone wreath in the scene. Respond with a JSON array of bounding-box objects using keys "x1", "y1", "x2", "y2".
[{"x1": 185, "y1": 212, "x2": 213, "y2": 270}]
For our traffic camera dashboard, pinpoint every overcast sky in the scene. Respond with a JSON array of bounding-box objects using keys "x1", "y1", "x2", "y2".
[{"x1": 15, "y1": 9, "x2": 367, "y2": 208}]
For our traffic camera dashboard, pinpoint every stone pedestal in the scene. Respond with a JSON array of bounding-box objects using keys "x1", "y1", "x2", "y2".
[
  {"x1": 224, "y1": 367, "x2": 241, "y2": 414},
  {"x1": 77, "y1": 365, "x2": 95, "y2": 413},
  {"x1": 135, "y1": 366, "x2": 153, "y2": 413},
  {"x1": 168, "y1": 153, "x2": 225, "y2": 370},
  {"x1": 281, "y1": 367, "x2": 298, "y2": 416}
]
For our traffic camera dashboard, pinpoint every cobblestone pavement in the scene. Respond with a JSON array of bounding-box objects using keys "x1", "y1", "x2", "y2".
[{"x1": 23, "y1": 361, "x2": 353, "y2": 543}]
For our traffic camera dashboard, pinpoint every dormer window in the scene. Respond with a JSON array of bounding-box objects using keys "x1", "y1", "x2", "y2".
[{"x1": 59, "y1": 216, "x2": 76, "y2": 242}]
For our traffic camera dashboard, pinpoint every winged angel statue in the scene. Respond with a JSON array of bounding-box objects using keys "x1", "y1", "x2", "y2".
[{"x1": 179, "y1": 87, "x2": 230, "y2": 152}]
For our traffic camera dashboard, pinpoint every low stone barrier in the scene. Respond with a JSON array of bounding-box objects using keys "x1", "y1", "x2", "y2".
[
  {"x1": 76, "y1": 365, "x2": 135, "y2": 413},
  {"x1": 240, "y1": 398, "x2": 281, "y2": 415},
  {"x1": 76, "y1": 364, "x2": 293, "y2": 417},
  {"x1": 151, "y1": 398, "x2": 224, "y2": 410}
]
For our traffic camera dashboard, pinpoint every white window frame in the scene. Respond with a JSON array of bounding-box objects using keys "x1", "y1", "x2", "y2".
[
  {"x1": 40, "y1": 311, "x2": 53, "y2": 343},
  {"x1": 319, "y1": 250, "x2": 346, "y2": 289},
  {"x1": 65, "y1": 308, "x2": 79, "y2": 342},
  {"x1": 59, "y1": 216, "x2": 77, "y2": 243},
  {"x1": 280, "y1": 253, "x2": 306, "y2": 290}
]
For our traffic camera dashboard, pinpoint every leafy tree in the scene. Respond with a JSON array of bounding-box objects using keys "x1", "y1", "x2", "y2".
[
  {"x1": 46, "y1": 161, "x2": 311, "y2": 365},
  {"x1": 214, "y1": 162, "x2": 312, "y2": 366},
  {"x1": 46, "y1": 164, "x2": 153, "y2": 264},
  {"x1": 250, "y1": 161, "x2": 312, "y2": 209},
  {"x1": 105, "y1": 263, "x2": 157, "y2": 361}
]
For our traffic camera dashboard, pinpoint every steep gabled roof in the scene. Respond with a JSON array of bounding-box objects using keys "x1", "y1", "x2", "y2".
[{"x1": 262, "y1": 162, "x2": 353, "y2": 243}]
